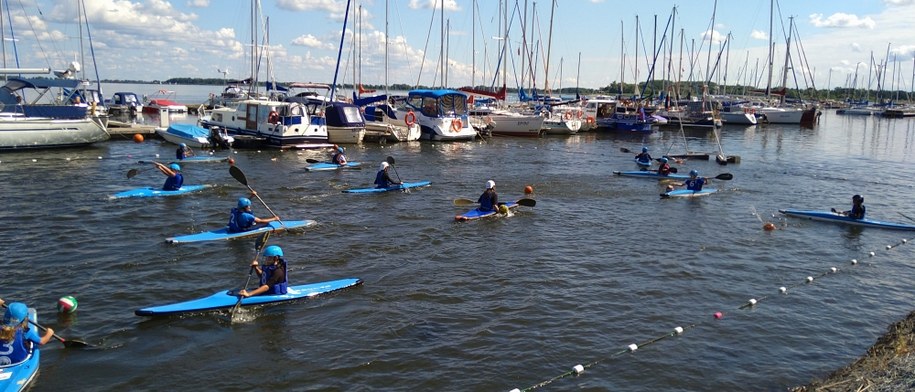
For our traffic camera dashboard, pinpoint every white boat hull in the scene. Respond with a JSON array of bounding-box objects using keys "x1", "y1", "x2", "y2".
[
  {"x1": 720, "y1": 111, "x2": 757, "y2": 125},
  {"x1": 327, "y1": 126, "x2": 365, "y2": 144},
  {"x1": 0, "y1": 115, "x2": 109, "y2": 150}
]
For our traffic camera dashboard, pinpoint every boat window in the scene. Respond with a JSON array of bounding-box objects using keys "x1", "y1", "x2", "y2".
[
  {"x1": 341, "y1": 106, "x2": 363, "y2": 122},
  {"x1": 421, "y1": 97, "x2": 438, "y2": 117},
  {"x1": 245, "y1": 104, "x2": 257, "y2": 121}
]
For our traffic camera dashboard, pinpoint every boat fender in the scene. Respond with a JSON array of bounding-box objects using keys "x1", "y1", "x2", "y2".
[
  {"x1": 586, "y1": 116, "x2": 595, "y2": 125},
  {"x1": 577, "y1": 109, "x2": 583, "y2": 119},
  {"x1": 405, "y1": 111, "x2": 416, "y2": 127},
  {"x1": 451, "y1": 119, "x2": 462, "y2": 132},
  {"x1": 267, "y1": 110, "x2": 280, "y2": 125},
  {"x1": 563, "y1": 111, "x2": 572, "y2": 120}
]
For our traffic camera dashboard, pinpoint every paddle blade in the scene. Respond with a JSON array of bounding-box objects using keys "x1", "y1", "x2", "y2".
[
  {"x1": 453, "y1": 198, "x2": 476, "y2": 206},
  {"x1": 126, "y1": 169, "x2": 139, "y2": 179},
  {"x1": 229, "y1": 165, "x2": 248, "y2": 186},
  {"x1": 669, "y1": 167, "x2": 679, "y2": 173},
  {"x1": 305, "y1": 158, "x2": 321, "y2": 164},
  {"x1": 62, "y1": 339, "x2": 91, "y2": 348},
  {"x1": 386, "y1": 156, "x2": 396, "y2": 165},
  {"x1": 619, "y1": 147, "x2": 632, "y2": 153},
  {"x1": 715, "y1": 173, "x2": 734, "y2": 180},
  {"x1": 254, "y1": 231, "x2": 271, "y2": 252},
  {"x1": 517, "y1": 198, "x2": 537, "y2": 207}
]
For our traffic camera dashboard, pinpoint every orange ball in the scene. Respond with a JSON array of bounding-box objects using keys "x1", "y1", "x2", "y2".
[
  {"x1": 227, "y1": 157, "x2": 235, "y2": 166},
  {"x1": 133, "y1": 133, "x2": 144, "y2": 143},
  {"x1": 763, "y1": 222, "x2": 776, "y2": 231},
  {"x1": 524, "y1": 185, "x2": 534, "y2": 194}
]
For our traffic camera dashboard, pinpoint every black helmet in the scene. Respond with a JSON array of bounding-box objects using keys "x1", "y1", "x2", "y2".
[{"x1": 852, "y1": 194, "x2": 863, "y2": 203}]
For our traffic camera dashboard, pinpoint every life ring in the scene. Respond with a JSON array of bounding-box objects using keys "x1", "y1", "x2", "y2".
[
  {"x1": 405, "y1": 111, "x2": 416, "y2": 127},
  {"x1": 451, "y1": 119, "x2": 463, "y2": 132},
  {"x1": 267, "y1": 110, "x2": 280, "y2": 125},
  {"x1": 563, "y1": 111, "x2": 572, "y2": 120},
  {"x1": 577, "y1": 109, "x2": 584, "y2": 119},
  {"x1": 586, "y1": 116, "x2": 595, "y2": 125}
]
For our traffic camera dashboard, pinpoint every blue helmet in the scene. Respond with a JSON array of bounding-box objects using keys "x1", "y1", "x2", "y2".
[
  {"x1": 337, "y1": 146, "x2": 345, "y2": 153},
  {"x1": 660, "y1": 157, "x2": 668, "y2": 163},
  {"x1": 264, "y1": 245, "x2": 283, "y2": 257},
  {"x1": 179, "y1": 143, "x2": 187, "y2": 148},
  {"x1": 689, "y1": 169, "x2": 699, "y2": 177},
  {"x1": 642, "y1": 147, "x2": 648, "y2": 152},
  {"x1": 169, "y1": 163, "x2": 181, "y2": 171},
  {"x1": 3, "y1": 302, "x2": 27, "y2": 327},
  {"x1": 238, "y1": 197, "x2": 252, "y2": 208}
]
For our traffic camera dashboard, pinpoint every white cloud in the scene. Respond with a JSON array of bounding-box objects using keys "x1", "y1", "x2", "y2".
[
  {"x1": 292, "y1": 34, "x2": 334, "y2": 50},
  {"x1": 276, "y1": 0, "x2": 342, "y2": 13},
  {"x1": 701, "y1": 30, "x2": 725, "y2": 45},
  {"x1": 851, "y1": 43, "x2": 862, "y2": 52},
  {"x1": 809, "y1": 13, "x2": 876, "y2": 29},
  {"x1": 408, "y1": 0, "x2": 460, "y2": 11},
  {"x1": 750, "y1": 30, "x2": 767, "y2": 40},
  {"x1": 890, "y1": 45, "x2": 915, "y2": 61},
  {"x1": 883, "y1": 0, "x2": 915, "y2": 5},
  {"x1": 186, "y1": 0, "x2": 209, "y2": 7}
]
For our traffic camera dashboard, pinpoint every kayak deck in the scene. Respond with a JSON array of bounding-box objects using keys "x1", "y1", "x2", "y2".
[
  {"x1": 305, "y1": 161, "x2": 362, "y2": 171},
  {"x1": 166, "y1": 220, "x2": 317, "y2": 244},
  {"x1": 661, "y1": 188, "x2": 718, "y2": 198},
  {"x1": 135, "y1": 278, "x2": 363, "y2": 316},
  {"x1": 779, "y1": 209, "x2": 915, "y2": 231},
  {"x1": 342, "y1": 181, "x2": 431, "y2": 194},
  {"x1": 455, "y1": 201, "x2": 519, "y2": 221},
  {"x1": 614, "y1": 170, "x2": 690, "y2": 180},
  {"x1": 110, "y1": 184, "x2": 211, "y2": 199}
]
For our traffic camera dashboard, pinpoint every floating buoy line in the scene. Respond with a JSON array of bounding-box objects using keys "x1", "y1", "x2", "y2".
[{"x1": 508, "y1": 236, "x2": 913, "y2": 391}]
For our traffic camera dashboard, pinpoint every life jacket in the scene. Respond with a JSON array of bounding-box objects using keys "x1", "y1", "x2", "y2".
[
  {"x1": 259, "y1": 258, "x2": 288, "y2": 295},
  {"x1": 175, "y1": 148, "x2": 185, "y2": 160},
  {"x1": 163, "y1": 173, "x2": 183, "y2": 191},
  {"x1": 374, "y1": 170, "x2": 390, "y2": 188},
  {"x1": 227, "y1": 208, "x2": 253, "y2": 233},
  {"x1": 685, "y1": 178, "x2": 705, "y2": 191},
  {"x1": 478, "y1": 190, "x2": 498, "y2": 212},
  {"x1": 0, "y1": 329, "x2": 31, "y2": 365}
]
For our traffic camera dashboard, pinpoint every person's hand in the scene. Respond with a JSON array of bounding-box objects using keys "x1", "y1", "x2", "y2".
[
  {"x1": 0, "y1": 298, "x2": 5, "y2": 306},
  {"x1": 251, "y1": 260, "x2": 259, "y2": 267},
  {"x1": 238, "y1": 290, "x2": 250, "y2": 298}
]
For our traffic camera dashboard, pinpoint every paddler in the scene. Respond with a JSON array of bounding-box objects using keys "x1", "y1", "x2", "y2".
[
  {"x1": 175, "y1": 143, "x2": 194, "y2": 160},
  {"x1": 239, "y1": 245, "x2": 288, "y2": 297},
  {"x1": 331, "y1": 145, "x2": 347, "y2": 166},
  {"x1": 833, "y1": 195, "x2": 866, "y2": 219},
  {"x1": 0, "y1": 299, "x2": 53, "y2": 364},
  {"x1": 227, "y1": 196, "x2": 281, "y2": 233},
  {"x1": 153, "y1": 162, "x2": 183, "y2": 191},
  {"x1": 669, "y1": 169, "x2": 707, "y2": 191},
  {"x1": 634, "y1": 146, "x2": 652, "y2": 167},
  {"x1": 656, "y1": 157, "x2": 672, "y2": 176},
  {"x1": 478, "y1": 180, "x2": 499, "y2": 212},
  {"x1": 374, "y1": 162, "x2": 401, "y2": 188}
]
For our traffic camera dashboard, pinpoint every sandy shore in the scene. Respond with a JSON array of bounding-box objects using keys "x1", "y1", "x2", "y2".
[{"x1": 790, "y1": 311, "x2": 915, "y2": 391}]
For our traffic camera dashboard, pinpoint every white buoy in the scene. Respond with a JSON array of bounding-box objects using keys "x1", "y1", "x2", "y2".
[
  {"x1": 573, "y1": 364, "x2": 585, "y2": 374},
  {"x1": 673, "y1": 326, "x2": 684, "y2": 335},
  {"x1": 903, "y1": 239, "x2": 908, "y2": 243},
  {"x1": 510, "y1": 389, "x2": 521, "y2": 392},
  {"x1": 830, "y1": 267, "x2": 838, "y2": 273},
  {"x1": 97, "y1": 156, "x2": 102, "y2": 159},
  {"x1": 806, "y1": 276, "x2": 814, "y2": 283},
  {"x1": 851, "y1": 259, "x2": 858, "y2": 265},
  {"x1": 155, "y1": 154, "x2": 160, "y2": 158},
  {"x1": 869, "y1": 251, "x2": 876, "y2": 257},
  {"x1": 886, "y1": 245, "x2": 892, "y2": 250},
  {"x1": 779, "y1": 287, "x2": 787, "y2": 294},
  {"x1": 31, "y1": 159, "x2": 37, "y2": 162},
  {"x1": 747, "y1": 298, "x2": 757, "y2": 306},
  {"x1": 628, "y1": 343, "x2": 638, "y2": 352}
]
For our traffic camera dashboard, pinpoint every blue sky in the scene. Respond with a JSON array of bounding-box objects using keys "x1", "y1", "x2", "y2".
[{"x1": 7, "y1": 0, "x2": 915, "y2": 92}]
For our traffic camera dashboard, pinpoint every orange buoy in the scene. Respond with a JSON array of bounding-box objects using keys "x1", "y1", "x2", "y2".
[
  {"x1": 524, "y1": 185, "x2": 534, "y2": 194},
  {"x1": 227, "y1": 157, "x2": 236, "y2": 166},
  {"x1": 763, "y1": 222, "x2": 776, "y2": 231},
  {"x1": 133, "y1": 133, "x2": 144, "y2": 143}
]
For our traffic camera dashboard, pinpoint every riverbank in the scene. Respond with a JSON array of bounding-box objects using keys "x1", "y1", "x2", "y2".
[{"x1": 791, "y1": 311, "x2": 915, "y2": 391}]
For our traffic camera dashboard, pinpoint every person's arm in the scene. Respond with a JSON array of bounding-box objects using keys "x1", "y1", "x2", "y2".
[
  {"x1": 240, "y1": 264, "x2": 284, "y2": 297},
  {"x1": 254, "y1": 215, "x2": 279, "y2": 224},
  {"x1": 38, "y1": 328, "x2": 53, "y2": 345},
  {"x1": 153, "y1": 162, "x2": 176, "y2": 177}
]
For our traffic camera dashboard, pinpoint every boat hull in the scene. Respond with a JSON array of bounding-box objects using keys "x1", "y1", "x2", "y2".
[
  {"x1": 134, "y1": 278, "x2": 363, "y2": 316},
  {"x1": 305, "y1": 162, "x2": 362, "y2": 171},
  {"x1": 343, "y1": 181, "x2": 431, "y2": 193},
  {"x1": 110, "y1": 185, "x2": 211, "y2": 199},
  {"x1": 0, "y1": 116, "x2": 109, "y2": 151},
  {"x1": 455, "y1": 201, "x2": 520, "y2": 221},
  {"x1": 779, "y1": 209, "x2": 915, "y2": 230},
  {"x1": 613, "y1": 171, "x2": 691, "y2": 180},
  {"x1": 326, "y1": 126, "x2": 365, "y2": 144},
  {"x1": 166, "y1": 220, "x2": 317, "y2": 244},
  {"x1": 661, "y1": 188, "x2": 718, "y2": 198}
]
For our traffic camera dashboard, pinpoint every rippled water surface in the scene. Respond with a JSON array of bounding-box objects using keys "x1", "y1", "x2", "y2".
[{"x1": 2, "y1": 110, "x2": 915, "y2": 391}]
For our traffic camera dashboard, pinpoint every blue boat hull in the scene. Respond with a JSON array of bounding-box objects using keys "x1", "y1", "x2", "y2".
[
  {"x1": 779, "y1": 209, "x2": 915, "y2": 231},
  {"x1": 342, "y1": 181, "x2": 431, "y2": 193},
  {"x1": 110, "y1": 185, "x2": 211, "y2": 199},
  {"x1": 305, "y1": 161, "x2": 361, "y2": 171},
  {"x1": 135, "y1": 278, "x2": 363, "y2": 316},
  {"x1": 0, "y1": 309, "x2": 39, "y2": 392},
  {"x1": 614, "y1": 171, "x2": 690, "y2": 180},
  {"x1": 166, "y1": 220, "x2": 317, "y2": 244},
  {"x1": 661, "y1": 188, "x2": 718, "y2": 198},
  {"x1": 455, "y1": 201, "x2": 519, "y2": 221}
]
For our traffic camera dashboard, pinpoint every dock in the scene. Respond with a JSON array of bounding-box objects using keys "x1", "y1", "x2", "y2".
[{"x1": 106, "y1": 120, "x2": 159, "y2": 140}]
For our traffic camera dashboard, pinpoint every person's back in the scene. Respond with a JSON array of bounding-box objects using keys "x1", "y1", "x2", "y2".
[
  {"x1": 331, "y1": 146, "x2": 347, "y2": 165},
  {"x1": 227, "y1": 198, "x2": 256, "y2": 233},
  {"x1": 684, "y1": 170, "x2": 705, "y2": 191},
  {"x1": 0, "y1": 303, "x2": 41, "y2": 365},
  {"x1": 635, "y1": 147, "x2": 651, "y2": 165},
  {"x1": 162, "y1": 163, "x2": 183, "y2": 191},
  {"x1": 657, "y1": 158, "x2": 671, "y2": 176},
  {"x1": 848, "y1": 195, "x2": 866, "y2": 219},
  {"x1": 478, "y1": 180, "x2": 498, "y2": 212},
  {"x1": 374, "y1": 162, "x2": 394, "y2": 188}
]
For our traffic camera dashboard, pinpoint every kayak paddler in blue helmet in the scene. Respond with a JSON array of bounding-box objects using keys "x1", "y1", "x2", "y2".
[
  {"x1": 657, "y1": 157, "x2": 672, "y2": 176},
  {"x1": 0, "y1": 299, "x2": 53, "y2": 365},
  {"x1": 239, "y1": 245, "x2": 288, "y2": 297},
  {"x1": 634, "y1": 146, "x2": 652, "y2": 166},
  {"x1": 331, "y1": 145, "x2": 347, "y2": 165},
  {"x1": 153, "y1": 162, "x2": 183, "y2": 191},
  {"x1": 669, "y1": 169, "x2": 707, "y2": 192},
  {"x1": 227, "y1": 196, "x2": 281, "y2": 233},
  {"x1": 833, "y1": 195, "x2": 866, "y2": 219},
  {"x1": 175, "y1": 143, "x2": 193, "y2": 160}
]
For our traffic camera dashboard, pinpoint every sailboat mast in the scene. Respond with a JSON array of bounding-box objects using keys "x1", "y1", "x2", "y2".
[
  {"x1": 619, "y1": 20, "x2": 624, "y2": 97},
  {"x1": 765, "y1": 0, "x2": 774, "y2": 98},
  {"x1": 384, "y1": 0, "x2": 389, "y2": 95},
  {"x1": 779, "y1": 16, "x2": 793, "y2": 103},
  {"x1": 705, "y1": 0, "x2": 717, "y2": 84},
  {"x1": 471, "y1": 0, "x2": 475, "y2": 87},
  {"x1": 544, "y1": 0, "x2": 556, "y2": 95}
]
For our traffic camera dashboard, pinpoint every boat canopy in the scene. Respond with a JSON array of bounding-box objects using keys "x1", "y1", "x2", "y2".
[
  {"x1": 325, "y1": 102, "x2": 365, "y2": 127},
  {"x1": 405, "y1": 89, "x2": 468, "y2": 117}
]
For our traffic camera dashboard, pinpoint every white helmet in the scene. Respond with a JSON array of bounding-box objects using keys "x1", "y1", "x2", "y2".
[
  {"x1": 486, "y1": 180, "x2": 495, "y2": 189},
  {"x1": 380, "y1": 161, "x2": 389, "y2": 170}
]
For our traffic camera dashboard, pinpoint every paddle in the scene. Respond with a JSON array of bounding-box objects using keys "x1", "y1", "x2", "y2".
[
  {"x1": 713, "y1": 173, "x2": 733, "y2": 180},
  {"x1": 0, "y1": 303, "x2": 90, "y2": 348},
  {"x1": 305, "y1": 158, "x2": 322, "y2": 164},
  {"x1": 385, "y1": 156, "x2": 404, "y2": 184},
  {"x1": 230, "y1": 231, "x2": 270, "y2": 320},
  {"x1": 650, "y1": 167, "x2": 679, "y2": 174},
  {"x1": 453, "y1": 198, "x2": 536, "y2": 207},
  {"x1": 229, "y1": 165, "x2": 285, "y2": 227},
  {"x1": 126, "y1": 168, "x2": 142, "y2": 179}
]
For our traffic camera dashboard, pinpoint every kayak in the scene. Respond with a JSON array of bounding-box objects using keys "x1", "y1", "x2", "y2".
[
  {"x1": 634, "y1": 158, "x2": 651, "y2": 168},
  {"x1": 455, "y1": 201, "x2": 519, "y2": 221},
  {"x1": 135, "y1": 278, "x2": 363, "y2": 316},
  {"x1": 0, "y1": 308, "x2": 39, "y2": 392},
  {"x1": 166, "y1": 220, "x2": 317, "y2": 244},
  {"x1": 661, "y1": 188, "x2": 718, "y2": 198},
  {"x1": 342, "y1": 181, "x2": 431, "y2": 194},
  {"x1": 110, "y1": 184, "x2": 211, "y2": 199},
  {"x1": 614, "y1": 171, "x2": 691, "y2": 180},
  {"x1": 305, "y1": 161, "x2": 361, "y2": 171},
  {"x1": 779, "y1": 209, "x2": 915, "y2": 231},
  {"x1": 138, "y1": 156, "x2": 229, "y2": 164}
]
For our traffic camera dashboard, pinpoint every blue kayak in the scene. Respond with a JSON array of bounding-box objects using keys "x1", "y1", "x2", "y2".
[
  {"x1": 135, "y1": 278, "x2": 363, "y2": 316},
  {"x1": 614, "y1": 170, "x2": 690, "y2": 180},
  {"x1": 342, "y1": 181, "x2": 431, "y2": 193},
  {"x1": 0, "y1": 308, "x2": 39, "y2": 392},
  {"x1": 634, "y1": 158, "x2": 651, "y2": 168},
  {"x1": 110, "y1": 184, "x2": 211, "y2": 199},
  {"x1": 779, "y1": 209, "x2": 915, "y2": 231},
  {"x1": 305, "y1": 161, "x2": 361, "y2": 171},
  {"x1": 455, "y1": 201, "x2": 519, "y2": 221},
  {"x1": 166, "y1": 220, "x2": 317, "y2": 244},
  {"x1": 661, "y1": 188, "x2": 718, "y2": 198},
  {"x1": 138, "y1": 156, "x2": 229, "y2": 164}
]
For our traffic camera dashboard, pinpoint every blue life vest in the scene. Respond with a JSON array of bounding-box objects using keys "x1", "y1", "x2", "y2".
[
  {"x1": 849, "y1": 204, "x2": 866, "y2": 219},
  {"x1": 163, "y1": 173, "x2": 183, "y2": 191},
  {"x1": 259, "y1": 258, "x2": 288, "y2": 295},
  {"x1": 684, "y1": 177, "x2": 705, "y2": 191},
  {"x1": 227, "y1": 208, "x2": 256, "y2": 233},
  {"x1": 0, "y1": 328, "x2": 36, "y2": 365},
  {"x1": 176, "y1": 148, "x2": 187, "y2": 160}
]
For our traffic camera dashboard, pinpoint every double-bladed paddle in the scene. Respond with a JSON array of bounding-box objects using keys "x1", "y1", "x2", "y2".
[
  {"x1": 385, "y1": 156, "x2": 404, "y2": 184},
  {"x1": 230, "y1": 231, "x2": 270, "y2": 321},
  {"x1": 229, "y1": 165, "x2": 285, "y2": 227},
  {"x1": 1, "y1": 303, "x2": 90, "y2": 348},
  {"x1": 453, "y1": 198, "x2": 537, "y2": 207},
  {"x1": 305, "y1": 158, "x2": 322, "y2": 164}
]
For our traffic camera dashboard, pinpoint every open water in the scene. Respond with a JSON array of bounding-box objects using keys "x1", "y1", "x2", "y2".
[{"x1": 2, "y1": 93, "x2": 915, "y2": 390}]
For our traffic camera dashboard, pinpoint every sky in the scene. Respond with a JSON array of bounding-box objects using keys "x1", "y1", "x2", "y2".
[{"x1": 4, "y1": 0, "x2": 915, "y2": 92}]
